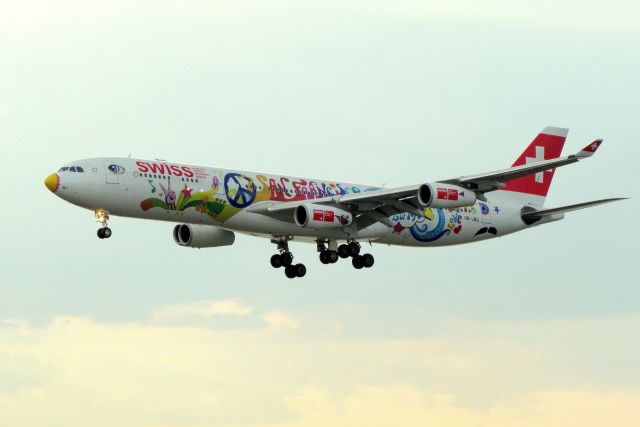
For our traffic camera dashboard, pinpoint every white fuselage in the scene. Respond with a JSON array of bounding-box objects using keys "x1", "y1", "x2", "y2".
[{"x1": 47, "y1": 157, "x2": 558, "y2": 247}]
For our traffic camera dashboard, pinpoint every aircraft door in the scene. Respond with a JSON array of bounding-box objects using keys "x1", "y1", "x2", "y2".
[{"x1": 105, "y1": 163, "x2": 122, "y2": 184}]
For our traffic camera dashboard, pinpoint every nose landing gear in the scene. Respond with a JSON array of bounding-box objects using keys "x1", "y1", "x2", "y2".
[
  {"x1": 270, "y1": 238, "x2": 306, "y2": 279},
  {"x1": 95, "y1": 208, "x2": 112, "y2": 239},
  {"x1": 97, "y1": 227, "x2": 112, "y2": 239}
]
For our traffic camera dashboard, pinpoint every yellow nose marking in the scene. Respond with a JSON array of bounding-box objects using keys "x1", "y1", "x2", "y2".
[{"x1": 45, "y1": 173, "x2": 60, "y2": 192}]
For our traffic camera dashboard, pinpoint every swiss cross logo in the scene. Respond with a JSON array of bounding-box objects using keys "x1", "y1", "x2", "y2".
[
  {"x1": 585, "y1": 140, "x2": 602, "y2": 152},
  {"x1": 437, "y1": 188, "x2": 459, "y2": 200},
  {"x1": 524, "y1": 146, "x2": 549, "y2": 183},
  {"x1": 502, "y1": 130, "x2": 566, "y2": 197},
  {"x1": 324, "y1": 210, "x2": 334, "y2": 222},
  {"x1": 313, "y1": 209, "x2": 335, "y2": 222}
]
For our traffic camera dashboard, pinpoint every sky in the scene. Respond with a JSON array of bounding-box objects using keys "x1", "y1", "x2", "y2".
[{"x1": 1, "y1": 0, "x2": 639, "y2": 426}]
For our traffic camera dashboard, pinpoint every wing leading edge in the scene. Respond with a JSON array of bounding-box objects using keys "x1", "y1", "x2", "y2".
[{"x1": 440, "y1": 139, "x2": 604, "y2": 194}]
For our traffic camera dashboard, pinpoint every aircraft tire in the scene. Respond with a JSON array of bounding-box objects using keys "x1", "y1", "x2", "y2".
[
  {"x1": 284, "y1": 265, "x2": 297, "y2": 279},
  {"x1": 103, "y1": 227, "x2": 112, "y2": 239},
  {"x1": 362, "y1": 253, "x2": 374, "y2": 268},
  {"x1": 270, "y1": 254, "x2": 283, "y2": 268},
  {"x1": 328, "y1": 251, "x2": 339, "y2": 263},
  {"x1": 338, "y1": 244, "x2": 350, "y2": 258},
  {"x1": 294, "y1": 263, "x2": 307, "y2": 278},
  {"x1": 97, "y1": 228, "x2": 105, "y2": 239},
  {"x1": 281, "y1": 252, "x2": 293, "y2": 267},
  {"x1": 319, "y1": 251, "x2": 329, "y2": 264},
  {"x1": 348, "y1": 242, "x2": 360, "y2": 257},
  {"x1": 352, "y1": 255, "x2": 364, "y2": 269}
]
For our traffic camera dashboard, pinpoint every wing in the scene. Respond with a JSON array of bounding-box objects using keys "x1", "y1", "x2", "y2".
[
  {"x1": 245, "y1": 140, "x2": 604, "y2": 229},
  {"x1": 439, "y1": 139, "x2": 603, "y2": 193}
]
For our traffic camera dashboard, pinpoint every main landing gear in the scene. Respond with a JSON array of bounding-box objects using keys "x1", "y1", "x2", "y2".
[
  {"x1": 270, "y1": 239, "x2": 306, "y2": 279},
  {"x1": 95, "y1": 208, "x2": 112, "y2": 240},
  {"x1": 320, "y1": 241, "x2": 375, "y2": 270}
]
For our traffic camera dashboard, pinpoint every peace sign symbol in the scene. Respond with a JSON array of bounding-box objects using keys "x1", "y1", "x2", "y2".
[{"x1": 224, "y1": 173, "x2": 257, "y2": 208}]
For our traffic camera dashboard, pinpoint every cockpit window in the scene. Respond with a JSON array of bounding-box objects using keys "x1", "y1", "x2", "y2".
[{"x1": 58, "y1": 166, "x2": 85, "y2": 173}]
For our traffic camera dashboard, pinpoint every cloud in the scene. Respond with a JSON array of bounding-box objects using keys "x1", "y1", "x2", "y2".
[
  {"x1": 152, "y1": 299, "x2": 253, "y2": 320},
  {"x1": 262, "y1": 311, "x2": 300, "y2": 331},
  {"x1": 260, "y1": 385, "x2": 640, "y2": 427},
  {"x1": 1, "y1": 315, "x2": 640, "y2": 426}
]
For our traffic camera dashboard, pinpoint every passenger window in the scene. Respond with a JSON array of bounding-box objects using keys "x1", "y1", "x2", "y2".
[
  {"x1": 76, "y1": 166, "x2": 84, "y2": 172},
  {"x1": 69, "y1": 167, "x2": 77, "y2": 172}
]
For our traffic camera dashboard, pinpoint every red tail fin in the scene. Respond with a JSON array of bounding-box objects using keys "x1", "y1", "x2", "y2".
[{"x1": 500, "y1": 126, "x2": 568, "y2": 203}]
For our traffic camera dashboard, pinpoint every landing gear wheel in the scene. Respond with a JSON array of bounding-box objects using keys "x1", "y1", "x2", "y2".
[
  {"x1": 294, "y1": 263, "x2": 307, "y2": 278},
  {"x1": 319, "y1": 251, "x2": 329, "y2": 264},
  {"x1": 352, "y1": 255, "x2": 364, "y2": 269},
  {"x1": 347, "y1": 242, "x2": 361, "y2": 257},
  {"x1": 361, "y1": 253, "x2": 374, "y2": 268},
  {"x1": 97, "y1": 228, "x2": 105, "y2": 239},
  {"x1": 284, "y1": 265, "x2": 297, "y2": 279},
  {"x1": 103, "y1": 227, "x2": 112, "y2": 239},
  {"x1": 281, "y1": 252, "x2": 293, "y2": 267},
  {"x1": 338, "y1": 244, "x2": 350, "y2": 259},
  {"x1": 327, "y1": 250, "x2": 339, "y2": 263},
  {"x1": 270, "y1": 254, "x2": 283, "y2": 268}
]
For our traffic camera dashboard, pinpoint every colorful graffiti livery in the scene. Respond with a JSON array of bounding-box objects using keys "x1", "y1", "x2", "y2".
[{"x1": 45, "y1": 126, "x2": 623, "y2": 278}]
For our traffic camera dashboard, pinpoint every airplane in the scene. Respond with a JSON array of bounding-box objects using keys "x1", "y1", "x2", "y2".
[{"x1": 44, "y1": 127, "x2": 624, "y2": 278}]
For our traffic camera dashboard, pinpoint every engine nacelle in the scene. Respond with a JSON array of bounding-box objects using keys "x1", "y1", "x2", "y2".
[
  {"x1": 294, "y1": 204, "x2": 353, "y2": 228},
  {"x1": 173, "y1": 224, "x2": 235, "y2": 248},
  {"x1": 417, "y1": 183, "x2": 477, "y2": 208}
]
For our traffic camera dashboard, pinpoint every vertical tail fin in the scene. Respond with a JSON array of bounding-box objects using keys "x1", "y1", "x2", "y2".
[{"x1": 499, "y1": 126, "x2": 568, "y2": 205}]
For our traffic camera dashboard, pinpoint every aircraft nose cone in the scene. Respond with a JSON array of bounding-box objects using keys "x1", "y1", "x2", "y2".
[{"x1": 45, "y1": 173, "x2": 60, "y2": 193}]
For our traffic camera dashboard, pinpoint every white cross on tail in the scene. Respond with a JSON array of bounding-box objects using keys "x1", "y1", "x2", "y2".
[{"x1": 525, "y1": 146, "x2": 548, "y2": 183}]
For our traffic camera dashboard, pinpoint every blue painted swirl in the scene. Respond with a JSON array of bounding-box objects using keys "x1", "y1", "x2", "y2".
[{"x1": 409, "y1": 209, "x2": 451, "y2": 242}]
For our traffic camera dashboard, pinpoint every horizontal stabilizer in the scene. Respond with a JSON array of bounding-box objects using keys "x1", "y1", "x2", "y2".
[{"x1": 521, "y1": 198, "x2": 627, "y2": 224}]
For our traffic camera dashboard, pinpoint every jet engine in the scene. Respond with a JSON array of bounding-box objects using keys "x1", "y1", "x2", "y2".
[
  {"x1": 417, "y1": 183, "x2": 477, "y2": 208},
  {"x1": 294, "y1": 204, "x2": 353, "y2": 228},
  {"x1": 173, "y1": 224, "x2": 235, "y2": 248}
]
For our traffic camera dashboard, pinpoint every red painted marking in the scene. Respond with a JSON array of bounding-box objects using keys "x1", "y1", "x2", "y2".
[
  {"x1": 501, "y1": 132, "x2": 566, "y2": 197},
  {"x1": 582, "y1": 139, "x2": 602, "y2": 153},
  {"x1": 324, "y1": 210, "x2": 335, "y2": 222},
  {"x1": 136, "y1": 162, "x2": 195, "y2": 178}
]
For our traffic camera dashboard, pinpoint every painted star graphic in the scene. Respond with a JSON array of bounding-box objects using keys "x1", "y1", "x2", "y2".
[
  {"x1": 494, "y1": 206, "x2": 500, "y2": 214},
  {"x1": 181, "y1": 184, "x2": 193, "y2": 198}
]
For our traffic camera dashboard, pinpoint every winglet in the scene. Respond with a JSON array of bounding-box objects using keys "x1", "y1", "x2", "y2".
[{"x1": 577, "y1": 139, "x2": 603, "y2": 158}]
